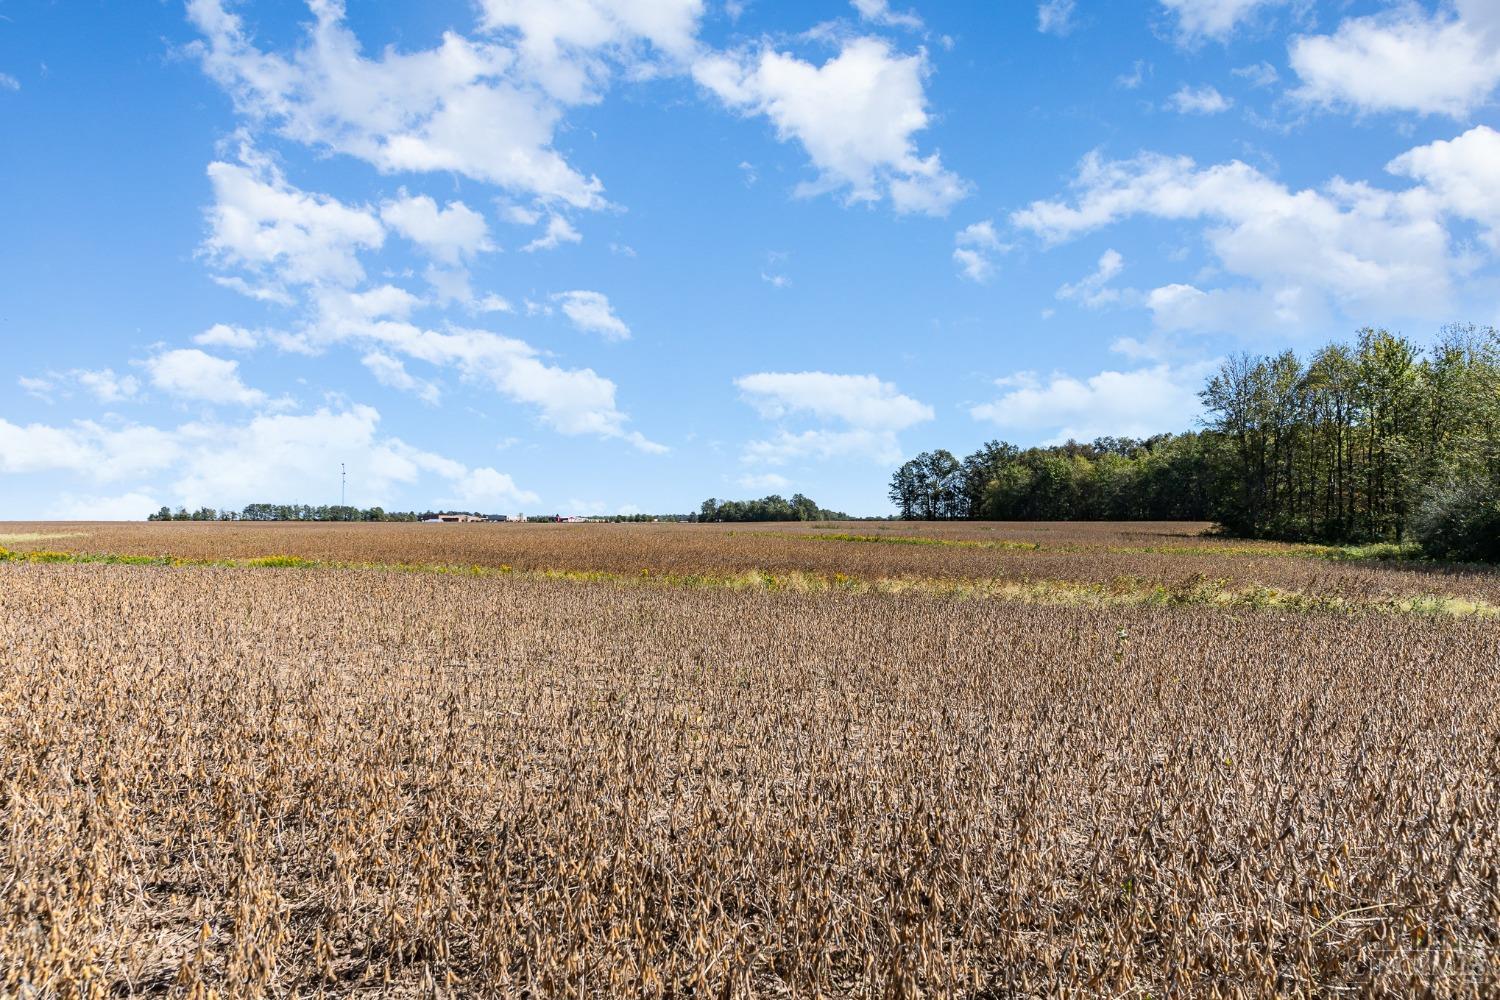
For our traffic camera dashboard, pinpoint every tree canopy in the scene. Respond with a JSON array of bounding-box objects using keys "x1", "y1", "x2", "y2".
[
  {"x1": 699, "y1": 494, "x2": 849, "y2": 523},
  {"x1": 890, "y1": 325, "x2": 1500, "y2": 560}
]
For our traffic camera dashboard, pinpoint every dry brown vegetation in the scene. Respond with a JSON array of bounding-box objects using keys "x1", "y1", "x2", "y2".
[
  {"x1": 3, "y1": 522, "x2": 1499, "y2": 997},
  {"x1": 6, "y1": 520, "x2": 1500, "y2": 607}
]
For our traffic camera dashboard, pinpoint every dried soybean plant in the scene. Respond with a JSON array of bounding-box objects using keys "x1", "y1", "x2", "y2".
[{"x1": 1, "y1": 535, "x2": 1498, "y2": 997}]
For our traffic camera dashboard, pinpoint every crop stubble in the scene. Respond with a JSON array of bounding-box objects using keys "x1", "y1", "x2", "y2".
[{"x1": 2, "y1": 524, "x2": 1498, "y2": 997}]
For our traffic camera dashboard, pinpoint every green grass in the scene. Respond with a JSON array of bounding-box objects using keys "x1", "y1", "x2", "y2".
[{"x1": 779, "y1": 530, "x2": 1427, "y2": 564}]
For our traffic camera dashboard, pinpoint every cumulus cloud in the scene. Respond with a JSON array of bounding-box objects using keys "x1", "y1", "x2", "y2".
[
  {"x1": 309, "y1": 297, "x2": 663, "y2": 450},
  {"x1": 2, "y1": 405, "x2": 536, "y2": 512},
  {"x1": 553, "y1": 290, "x2": 631, "y2": 340},
  {"x1": 1167, "y1": 84, "x2": 1231, "y2": 114},
  {"x1": 953, "y1": 220, "x2": 1007, "y2": 282},
  {"x1": 204, "y1": 143, "x2": 384, "y2": 292},
  {"x1": 1289, "y1": 1, "x2": 1500, "y2": 117},
  {"x1": 0, "y1": 419, "x2": 181, "y2": 482},
  {"x1": 971, "y1": 362, "x2": 1215, "y2": 444},
  {"x1": 194, "y1": 323, "x2": 262, "y2": 350},
  {"x1": 186, "y1": 0, "x2": 607, "y2": 208},
  {"x1": 475, "y1": 0, "x2": 704, "y2": 102},
  {"x1": 1010, "y1": 141, "x2": 1475, "y2": 333},
  {"x1": 694, "y1": 37, "x2": 967, "y2": 215},
  {"x1": 1387, "y1": 125, "x2": 1500, "y2": 248},
  {"x1": 735, "y1": 371, "x2": 933, "y2": 465},
  {"x1": 52, "y1": 491, "x2": 165, "y2": 521},
  {"x1": 74, "y1": 369, "x2": 141, "y2": 404},
  {"x1": 450, "y1": 465, "x2": 538, "y2": 507},
  {"x1": 145, "y1": 349, "x2": 268, "y2": 407},
  {"x1": 737, "y1": 372, "x2": 933, "y2": 429},
  {"x1": 380, "y1": 193, "x2": 493, "y2": 264}
]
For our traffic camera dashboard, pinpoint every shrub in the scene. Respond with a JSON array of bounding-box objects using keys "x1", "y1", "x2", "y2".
[{"x1": 1412, "y1": 474, "x2": 1500, "y2": 563}]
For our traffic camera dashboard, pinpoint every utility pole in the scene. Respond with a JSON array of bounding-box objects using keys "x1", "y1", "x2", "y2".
[{"x1": 341, "y1": 463, "x2": 346, "y2": 508}]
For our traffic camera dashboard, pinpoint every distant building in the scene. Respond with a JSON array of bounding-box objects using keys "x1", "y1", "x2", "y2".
[{"x1": 425, "y1": 513, "x2": 484, "y2": 523}]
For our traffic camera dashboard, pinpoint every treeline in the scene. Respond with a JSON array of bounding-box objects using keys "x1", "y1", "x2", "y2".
[
  {"x1": 150, "y1": 504, "x2": 432, "y2": 522},
  {"x1": 889, "y1": 435, "x2": 1215, "y2": 522},
  {"x1": 892, "y1": 325, "x2": 1500, "y2": 561},
  {"x1": 1200, "y1": 326, "x2": 1498, "y2": 557},
  {"x1": 699, "y1": 494, "x2": 849, "y2": 523}
]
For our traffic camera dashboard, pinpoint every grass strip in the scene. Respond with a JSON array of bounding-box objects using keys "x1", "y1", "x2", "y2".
[
  {"x1": 771, "y1": 530, "x2": 1422, "y2": 563},
  {"x1": 0, "y1": 546, "x2": 1492, "y2": 620}
]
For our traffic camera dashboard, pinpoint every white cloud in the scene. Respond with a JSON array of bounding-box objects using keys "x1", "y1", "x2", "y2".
[
  {"x1": 308, "y1": 299, "x2": 663, "y2": 450},
  {"x1": 476, "y1": 0, "x2": 705, "y2": 103},
  {"x1": 195, "y1": 323, "x2": 262, "y2": 350},
  {"x1": 361, "y1": 351, "x2": 442, "y2": 404},
  {"x1": 1388, "y1": 125, "x2": 1500, "y2": 249},
  {"x1": 0, "y1": 73, "x2": 19, "y2": 92},
  {"x1": 475, "y1": 293, "x2": 515, "y2": 313},
  {"x1": 145, "y1": 349, "x2": 268, "y2": 407},
  {"x1": 451, "y1": 466, "x2": 538, "y2": 507},
  {"x1": 1011, "y1": 144, "x2": 1470, "y2": 332},
  {"x1": 953, "y1": 220, "x2": 1008, "y2": 282},
  {"x1": 204, "y1": 144, "x2": 384, "y2": 291},
  {"x1": 1037, "y1": 0, "x2": 1078, "y2": 37},
  {"x1": 210, "y1": 274, "x2": 296, "y2": 305},
  {"x1": 736, "y1": 372, "x2": 933, "y2": 430},
  {"x1": 380, "y1": 193, "x2": 493, "y2": 264},
  {"x1": 1057, "y1": 248, "x2": 1124, "y2": 307},
  {"x1": 1166, "y1": 84, "x2": 1231, "y2": 114},
  {"x1": 500, "y1": 202, "x2": 543, "y2": 226},
  {"x1": 694, "y1": 37, "x2": 967, "y2": 215},
  {"x1": 18, "y1": 369, "x2": 140, "y2": 404},
  {"x1": 742, "y1": 428, "x2": 911, "y2": 466},
  {"x1": 971, "y1": 362, "x2": 1215, "y2": 443},
  {"x1": 0, "y1": 404, "x2": 527, "y2": 513},
  {"x1": 187, "y1": 0, "x2": 607, "y2": 208},
  {"x1": 1232, "y1": 61, "x2": 1279, "y2": 88},
  {"x1": 162, "y1": 405, "x2": 501, "y2": 510},
  {"x1": 53, "y1": 491, "x2": 163, "y2": 521},
  {"x1": 0, "y1": 419, "x2": 180, "y2": 481},
  {"x1": 1159, "y1": 0, "x2": 1285, "y2": 42},
  {"x1": 1289, "y1": 1, "x2": 1500, "y2": 117},
  {"x1": 73, "y1": 369, "x2": 141, "y2": 404},
  {"x1": 852, "y1": 0, "x2": 923, "y2": 31},
  {"x1": 553, "y1": 290, "x2": 631, "y2": 340},
  {"x1": 316, "y1": 285, "x2": 423, "y2": 323},
  {"x1": 736, "y1": 371, "x2": 932, "y2": 465},
  {"x1": 18, "y1": 376, "x2": 54, "y2": 400},
  {"x1": 521, "y1": 215, "x2": 583, "y2": 252}
]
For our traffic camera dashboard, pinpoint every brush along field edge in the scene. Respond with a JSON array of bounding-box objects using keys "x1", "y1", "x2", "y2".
[{"x1": 0, "y1": 545, "x2": 1493, "y2": 619}]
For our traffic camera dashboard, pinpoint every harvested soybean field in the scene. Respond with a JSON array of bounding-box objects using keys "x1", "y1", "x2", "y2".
[{"x1": 2, "y1": 523, "x2": 1499, "y2": 998}]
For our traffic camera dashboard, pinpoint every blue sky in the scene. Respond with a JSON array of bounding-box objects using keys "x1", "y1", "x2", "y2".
[{"x1": 2, "y1": 0, "x2": 1497, "y2": 518}]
